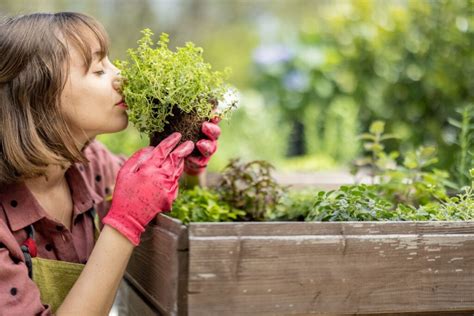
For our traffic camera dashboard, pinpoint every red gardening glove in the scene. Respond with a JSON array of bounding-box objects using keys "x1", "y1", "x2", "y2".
[
  {"x1": 184, "y1": 117, "x2": 221, "y2": 175},
  {"x1": 103, "y1": 132, "x2": 194, "y2": 246}
]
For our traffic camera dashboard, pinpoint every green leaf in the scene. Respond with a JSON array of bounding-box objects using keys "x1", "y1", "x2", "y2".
[{"x1": 369, "y1": 121, "x2": 385, "y2": 135}]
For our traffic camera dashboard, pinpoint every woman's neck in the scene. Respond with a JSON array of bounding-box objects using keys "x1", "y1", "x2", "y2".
[
  {"x1": 24, "y1": 163, "x2": 74, "y2": 229},
  {"x1": 24, "y1": 163, "x2": 72, "y2": 194}
]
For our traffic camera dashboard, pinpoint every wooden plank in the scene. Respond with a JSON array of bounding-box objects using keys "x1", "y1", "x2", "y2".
[
  {"x1": 114, "y1": 279, "x2": 161, "y2": 315},
  {"x1": 125, "y1": 219, "x2": 188, "y2": 316},
  {"x1": 188, "y1": 223, "x2": 474, "y2": 315},
  {"x1": 189, "y1": 220, "x2": 474, "y2": 237},
  {"x1": 155, "y1": 214, "x2": 189, "y2": 250}
]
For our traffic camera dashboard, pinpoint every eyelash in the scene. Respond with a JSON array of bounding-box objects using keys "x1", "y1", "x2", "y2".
[{"x1": 94, "y1": 70, "x2": 105, "y2": 75}]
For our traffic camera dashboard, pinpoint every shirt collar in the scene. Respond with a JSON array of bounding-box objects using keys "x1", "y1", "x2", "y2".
[{"x1": 0, "y1": 164, "x2": 103, "y2": 232}]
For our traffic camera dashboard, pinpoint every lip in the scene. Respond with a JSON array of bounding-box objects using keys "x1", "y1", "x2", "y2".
[{"x1": 115, "y1": 99, "x2": 128, "y2": 108}]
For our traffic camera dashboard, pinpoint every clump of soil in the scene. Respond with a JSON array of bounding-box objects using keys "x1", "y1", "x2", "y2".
[{"x1": 149, "y1": 99, "x2": 217, "y2": 156}]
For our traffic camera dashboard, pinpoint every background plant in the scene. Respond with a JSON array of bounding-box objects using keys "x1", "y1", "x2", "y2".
[
  {"x1": 353, "y1": 121, "x2": 452, "y2": 207},
  {"x1": 170, "y1": 186, "x2": 245, "y2": 224},
  {"x1": 217, "y1": 159, "x2": 287, "y2": 221},
  {"x1": 449, "y1": 104, "x2": 474, "y2": 188},
  {"x1": 351, "y1": 121, "x2": 399, "y2": 183}
]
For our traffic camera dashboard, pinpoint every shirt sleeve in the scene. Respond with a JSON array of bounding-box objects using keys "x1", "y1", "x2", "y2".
[
  {"x1": 0, "y1": 218, "x2": 52, "y2": 315},
  {"x1": 82, "y1": 140, "x2": 129, "y2": 226}
]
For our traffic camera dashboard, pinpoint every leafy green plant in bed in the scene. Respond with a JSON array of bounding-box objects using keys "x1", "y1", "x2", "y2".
[
  {"x1": 304, "y1": 119, "x2": 474, "y2": 222},
  {"x1": 217, "y1": 159, "x2": 287, "y2": 221},
  {"x1": 396, "y1": 169, "x2": 474, "y2": 220},
  {"x1": 265, "y1": 190, "x2": 315, "y2": 221},
  {"x1": 169, "y1": 186, "x2": 245, "y2": 224},
  {"x1": 379, "y1": 146, "x2": 452, "y2": 207},
  {"x1": 168, "y1": 115, "x2": 474, "y2": 224},
  {"x1": 353, "y1": 120, "x2": 453, "y2": 207},
  {"x1": 115, "y1": 29, "x2": 237, "y2": 147},
  {"x1": 305, "y1": 185, "x2": 396, "y2": 221},
  {"x1": 302, "y1": 171, "x2": 474, "y2": 222}
]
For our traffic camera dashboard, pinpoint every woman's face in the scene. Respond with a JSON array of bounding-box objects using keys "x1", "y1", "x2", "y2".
[{"x1": 60, "y1": 38, "x2": 128, "y2": 146}]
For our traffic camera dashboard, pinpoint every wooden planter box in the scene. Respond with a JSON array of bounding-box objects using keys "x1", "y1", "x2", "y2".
[{"x1": 123, "y1": 214, "x2": 474, "y2": 315}]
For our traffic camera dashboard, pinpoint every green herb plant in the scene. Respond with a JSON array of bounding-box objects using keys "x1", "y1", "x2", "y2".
[
  {"x1": 170, "y1": 186, "x2": 245, "y2": 224},
  {"x1": 380, "y1": 146, "x2": 451, "y2": 206},
  {"x1": 116, "y1": 29, "x2": 235, "y2": 145},
  {"x1": 305, "y1": 185, "x2": 395, "y2": 221},
  {"x1": 265, "y1": 190, "x2": 315, "y2": 221}
]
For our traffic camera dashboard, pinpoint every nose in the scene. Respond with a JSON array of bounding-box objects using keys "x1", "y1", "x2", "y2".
[{"x1": 113, "y1": 72, "x2": 123, "y2": 91}]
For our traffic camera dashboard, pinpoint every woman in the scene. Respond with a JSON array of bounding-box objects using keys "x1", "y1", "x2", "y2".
[{"x1": 0, "y1": 12, "x2": 220, "y2": 315}]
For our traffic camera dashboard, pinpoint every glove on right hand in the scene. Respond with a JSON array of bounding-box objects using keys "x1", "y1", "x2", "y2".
[
  {"x1": 102, "y1": 132, "x2": 194, "y2": 246},
  {"x1": 184, "y1": 117, "x2": 221, "y2": 175}
]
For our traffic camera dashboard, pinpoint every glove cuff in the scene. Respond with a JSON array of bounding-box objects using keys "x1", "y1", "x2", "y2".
[{"x1": 102, "y1": 211, "x2": 145, "y2": 246}]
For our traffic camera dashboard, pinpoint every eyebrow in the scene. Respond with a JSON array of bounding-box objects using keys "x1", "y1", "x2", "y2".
[{"x1": 92, "y1": 50, "x2": 106, "y2": 61}]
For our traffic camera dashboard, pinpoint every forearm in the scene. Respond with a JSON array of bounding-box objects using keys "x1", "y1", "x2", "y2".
[{"x1": 56, "y1": 225, "x2": 135, "y2": 315}]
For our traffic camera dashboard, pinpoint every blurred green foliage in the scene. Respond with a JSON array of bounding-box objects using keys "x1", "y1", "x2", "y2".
[
  {"x1": 448, "y1": 105, "x2": 474, "y2": 187},
  {"x1": 96, "y1": 125, "x2": 148, "y2": 157},
  {"x1": 253, "y1": 0, "x2": 473, "y2": 168}
]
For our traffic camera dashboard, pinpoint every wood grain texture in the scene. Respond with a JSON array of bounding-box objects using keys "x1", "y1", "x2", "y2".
[
  {"x1": 115, "y1": 279, "x2": 161, "y2": 315},
  {"x1": 187, "y1": 220, "x2": 474, "y2": 315},
  {"x1": 189, "y1": 220, "x2": 474, "y2": 237},
  {"x1": 125, "y1": 217, "x2": 188, "y2": 315}
]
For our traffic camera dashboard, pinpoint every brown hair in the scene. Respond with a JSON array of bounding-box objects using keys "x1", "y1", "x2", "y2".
[{"x1": 0, "y1": 12, "x2": 109, "y2": 184}]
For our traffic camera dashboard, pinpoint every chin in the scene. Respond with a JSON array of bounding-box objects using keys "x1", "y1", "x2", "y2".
[{"x1": 111, "y1": 116, "x2": 129, "y2": 132}]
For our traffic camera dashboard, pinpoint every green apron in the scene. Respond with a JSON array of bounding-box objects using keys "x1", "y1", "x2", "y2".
[{"x1": 21, "y1": 208, "x2": 101, "y2": 313}]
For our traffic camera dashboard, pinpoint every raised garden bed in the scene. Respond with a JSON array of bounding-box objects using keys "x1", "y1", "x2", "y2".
[{"x1": 123, "y1": 214, "x2": 474, "y2": 315}]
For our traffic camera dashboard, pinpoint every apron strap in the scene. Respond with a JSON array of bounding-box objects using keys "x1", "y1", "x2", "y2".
[
  {"x1": 21, "y1": 224, "x2": 35, "y2": 278},
  {"x1": 20, "y1": 244, "x2": 33, "y2": 278}
]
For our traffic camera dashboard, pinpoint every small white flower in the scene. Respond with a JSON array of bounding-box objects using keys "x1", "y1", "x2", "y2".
[{"x1": 216, "y1": 87, "x2": 240, "y2": 116}]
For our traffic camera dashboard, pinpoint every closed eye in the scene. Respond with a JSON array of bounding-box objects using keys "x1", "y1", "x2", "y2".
[{"x1": 94, "y1": 70, "x2": 105, "y2": 75}]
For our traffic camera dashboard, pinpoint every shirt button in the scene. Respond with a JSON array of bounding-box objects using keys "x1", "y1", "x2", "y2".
[{"x1": 45, "y1": 244, "x2": 53, "y2": 251}]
